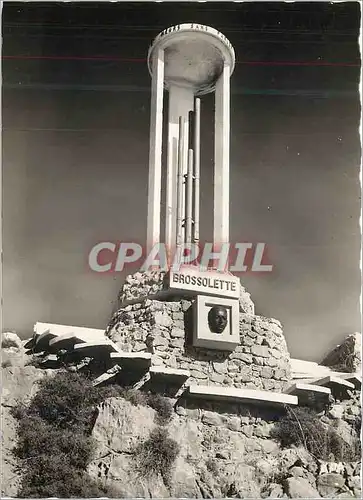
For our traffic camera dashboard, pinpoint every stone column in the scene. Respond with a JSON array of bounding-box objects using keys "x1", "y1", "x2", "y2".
[
  {"x1": 213, "y1": 63, "x2": 230, "y2": 249},
  {"x1": 147, "y1": 48, "x2": 164, "y2": 256}
]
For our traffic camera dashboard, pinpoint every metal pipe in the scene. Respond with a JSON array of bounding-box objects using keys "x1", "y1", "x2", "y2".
[
  {"x1": 185, "y1": 148, "x2": 194, "y2": 244},
  {"x1": 193, "y1": 98, "x2": 201, "y2": 244},
  {"x1": 176, "y1": 116, "x2": 185, "y2": 249}
]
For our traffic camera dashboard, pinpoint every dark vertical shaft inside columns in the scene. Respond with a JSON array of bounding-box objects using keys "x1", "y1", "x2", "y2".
[
  {"x1": 193, "y1": 98, "x2": 201, "y2": 245},
  {"x1": 176, "y1": 116, "x2": 185, "y2": 250},
  {"x1": 186, "y1": 148, "x2": 194, "y2": 244}
]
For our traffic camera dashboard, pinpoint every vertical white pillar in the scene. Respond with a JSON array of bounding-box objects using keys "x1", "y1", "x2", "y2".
[
  {"x1": 165, "y1": 85, "x2": 194, "y2": 257},
  {"x1": 213, "y1": 63, "x2": 230, "y2": 249},
  {"x1": 147, "y1": 49, "x2": 164, "y2": 256},
  {"x1": 193, "y1": 98, "x2": 201, "y2": 245}
]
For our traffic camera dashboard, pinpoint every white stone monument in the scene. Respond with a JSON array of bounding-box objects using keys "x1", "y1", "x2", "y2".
[
  {"x1": 146, "y1": 24, "x2": 239, "y2": 351},
  {"x1": 147, "y1": 23, "x2": 235, "y2": 256}
]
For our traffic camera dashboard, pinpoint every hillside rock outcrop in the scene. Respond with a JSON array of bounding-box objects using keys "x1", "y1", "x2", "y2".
[
  {"x1": 321, "y1": 332, "x2": 361, "y2": 373},
  {"x1": 87, "y1": 396, "x2": 361, "y2": 499}
]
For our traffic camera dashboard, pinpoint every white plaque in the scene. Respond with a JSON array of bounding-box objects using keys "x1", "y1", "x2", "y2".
[{"x1": 169, "y1": 267, "x2": 240, "y2": 299}]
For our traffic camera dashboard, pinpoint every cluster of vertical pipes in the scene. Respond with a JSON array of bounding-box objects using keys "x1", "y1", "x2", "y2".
[{"x1": 176, "y1": 98, "x2": 201, "y2": 250}]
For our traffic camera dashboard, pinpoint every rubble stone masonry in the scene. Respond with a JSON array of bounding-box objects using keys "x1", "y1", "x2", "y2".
[{"x1": 106, "y1": 298, "x2": 291, "y2": 392}]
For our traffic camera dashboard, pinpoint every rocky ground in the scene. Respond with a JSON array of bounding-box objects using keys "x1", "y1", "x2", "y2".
[
  {"x1": 1, "y1": 332, "x2": 361, "y2": 498},
  {"x1": 88, "y1": 396, "x2": 361, "y2": 499}
]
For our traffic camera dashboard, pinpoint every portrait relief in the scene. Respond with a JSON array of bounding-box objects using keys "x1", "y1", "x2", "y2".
[{"x1": 208, "y1": 305, "x2": 228, "y2": 334}]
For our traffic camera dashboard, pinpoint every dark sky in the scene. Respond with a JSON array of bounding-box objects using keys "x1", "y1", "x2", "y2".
[{"x1": 2, "y1": 2, "x2": 361, "y2": 361}]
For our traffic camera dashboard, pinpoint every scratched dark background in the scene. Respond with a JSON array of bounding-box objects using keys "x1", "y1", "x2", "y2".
[{"x1": 2, "y1": 2, "x2": 361, "y2": 361}]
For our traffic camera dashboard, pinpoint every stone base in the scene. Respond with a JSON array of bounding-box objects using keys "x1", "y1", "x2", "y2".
[{"x1": 106, "y1": 298, "x2": 291, "y2": 392}]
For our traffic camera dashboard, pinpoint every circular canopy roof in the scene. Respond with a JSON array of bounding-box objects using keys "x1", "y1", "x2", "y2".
[{"x1": 148, "y1": 24, "x2": 235, "y2": 95}]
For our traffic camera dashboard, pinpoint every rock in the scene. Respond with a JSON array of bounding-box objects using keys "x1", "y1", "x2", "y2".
[
  {"x1": 241, "y1": 425, "x2": 254, "y2": 438},
  {"x1": 260, "y1": 366, "x2": 274, "y2": 378},
  {"x1": 220, "y1": 463, "x2": 260, "y2": 498},
  {"x1": 91, "y1": 398, "x2": 155, "y2": 457},
  {"x1": 347, "y1": 475, "x2": 361, "y2": 491},
  {"x1": 253, "y1": 456, "x2": 277, "y2": 478},
  {"x1": 317, "y1": 473, "x2": 346, "y2": 497},
  {"x1": 2, "y1": 332, "x2": 23, "y2": 350},
  {"x1": 90, "y1": 453, "x2": 170, "y2": 498},
  {"x1": 175, "y1": 405, "x2": 186, "y2": 417},
  {"x1": 168, "y1": 456, "x2": 200, "y2": 497},
  {"x1": 253, "y1": 356, "x2": 265, "y2": 366},
  {"x1": 289, "y1": 467, "x2": 316, "y2": 485},
  {"x1": 321, "y1": 332, "x2": 361, "y2": 373},
  {"x1": 278, "y1": 448, "x2": 306, "y2": 470},
  {"x1": 202, "y1": 411, "x2": 225, "y2": 427},
  {"x1": 284, "y1": 477, "x2": 321, "y2": 498},
  {"x1": 190, "y1": 370, "x2": 208, "y2": 380},
  {"x1": 212, "y1": 360, "x2": 228, "y2": 374},
  {"x1": 344, "y1": 462, "x2": 357, "y2": 477},
  {"x1": 353, "y1": 462, "x2": 361, "y2": 476},
  {"x1": 226, "y1": 416, "x2": 241, "y2": 432},
  {"x1": 210, "y1": 372, "x2": 225, "y2": 384},
  {"x1": 259, "y1": 439, "x2": 279, "y2": 454},
  {"x1": 251, "y1": 345, "x2": 270, "y2": 358},
  {"x1": 334, "y1": 419, "x2": 358, "y2": 446},
  {"x1": 230, "y1": 352, "x2": 253, "y2": 363},
  {"x1": 152, "y1": 356, "x2": 164, "y2": 366},
  {"x1": 152, "y1": 335, "x2": 169, "y2": 347},
  {"x1": 329, "y1": 405, "x2": 344, "y2": 419},
  {"x1": 168, "y1": 418, "x2": 203, "y2": 461},
  {"x1": 254, "y1": 422, "x2": 273, "y2": 438},
  {"x1": 263, "y1": 483, "x2": 284, "y2": 498},
  {"x1": 170, "y1": 327, "x2": 185, "y2": 338},
  {"x1": 154, "y1": 311, "x2": 173, "y2": 328},
  {"x1": 1, "y1": 365, "x2": 48, "y2": 497},
  {"x1": 319, "y1": 461, "x2": 345, "y2": 475},
  {"x1": 185, "y1": 408, "x2": 201, "y2": 421},
  {"x1": 170, "y1": 338, "x2": 184, "y2": 349},
  {"x1": 239, "y1": 284, "x2": 255, "y2": 315}
]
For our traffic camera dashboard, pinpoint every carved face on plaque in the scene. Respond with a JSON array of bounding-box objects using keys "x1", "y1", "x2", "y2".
[{"x1": 208, "y1": 306, "x2": 228, "y2": 334}]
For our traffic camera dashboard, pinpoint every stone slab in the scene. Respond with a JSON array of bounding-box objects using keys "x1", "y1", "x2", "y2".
[
  {"x1": 187, "y1": 384, "x2": 298, "y2": 406},
  {"x1": 48, "y1": 333, "x2": 86, "y2": 353},
  {"x1": 291, "y1": 358, "x2": 357, "y2": 382},
  {"x1": 73, "y1": 341, "x2": 120, "y2": 357},
  {"x1": 34, "y1": 322, "x2": 107, "y2": 342},
  {"x1": 285, "y1": 382, "x2": 331, "y2": 399},
  {"x1": 110, "y1": 352, "x2": 152, "y2": 361},
  {"x1": 150, "y1": 367, "x2": 190, "y2": 379},
  {"x1": 314, "y1": 375, "x2": 355, "y2": 390},
  {"x1": 291, "y1": 358, "x2": 334, "y2": 378},
  {"x1": 340, "y1": 374, "x2": 362, "y2": 389},
  {"x1": 110, "y1": 352, "x2": 152, "y2": 369},
  {"x1": 24, "y1": 337, "x2": 36, "y2": 350},
  {"x1": 32, "y1": 330, "x2": 58, "y2": 352}
]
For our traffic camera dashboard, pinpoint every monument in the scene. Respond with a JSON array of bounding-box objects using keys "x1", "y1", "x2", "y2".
[
  {"x1": 20, "y1": 25, "x2": 292, "y2": 398},
  {"x1": 140, "y1": 23, "x2": 241, "y2": 351},
  {"x1": 16, "y1": 25, "x2": 294, "y2": 400},
  {"x1": 13, "y1": 27, "x2": 360, "y2": 465},
  {"x1": 146, "y1": 23, "x2": 235, "y2": 256}
]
